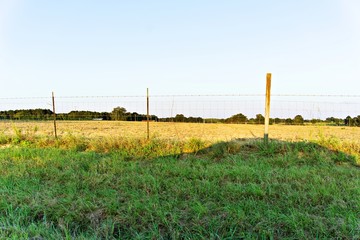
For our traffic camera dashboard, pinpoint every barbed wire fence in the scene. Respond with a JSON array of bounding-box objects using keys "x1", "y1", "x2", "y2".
[
  {"x1": 0, "y1": 92, "x2": 359, "y2": 141},
  {"x1": 1, "y1": 93, "x2": 359, "y2": 119}
]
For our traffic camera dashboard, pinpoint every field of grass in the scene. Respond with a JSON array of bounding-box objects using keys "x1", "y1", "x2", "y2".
[
  {"x1": 1, "y1": 120, "x2": 360, "y2": 141},
  {"x1": 1, "y1": 121, "x2": 360, "y2": 162},
  {"x1": 0, "y1": 121, "x2": 359, "y2": 239}
]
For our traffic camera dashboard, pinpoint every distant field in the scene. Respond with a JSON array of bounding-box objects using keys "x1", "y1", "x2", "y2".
[{"x1": 1, "y1": 120, "x2": 360, "y2": 142}]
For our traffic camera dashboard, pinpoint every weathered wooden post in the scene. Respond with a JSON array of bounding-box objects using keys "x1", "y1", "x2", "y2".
[
  {"x1": 52, "y1": 92, "x2": 58, "y2": 139},
  {"x1": 264, "y1": 73, "x2": 272, "y2": 143},
  {"x1": 147, "y1": 88, "x2": 150, "y2": 140}
]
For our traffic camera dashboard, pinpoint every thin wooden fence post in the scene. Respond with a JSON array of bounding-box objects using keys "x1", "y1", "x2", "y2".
[
  {"x1": 264, "y1": 73, "x2": 272, "y2": 143},
  {"x1": 147, "y1": 88, "x2": 150, "y2": 140},
  {"x1": 52, "y1": 92, "x2": 58, "y2": 139}
]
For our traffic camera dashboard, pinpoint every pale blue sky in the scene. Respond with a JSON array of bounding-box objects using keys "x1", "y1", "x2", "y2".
[{"x1": 1, "y1": 0, "x2": 360, "y2": 98}]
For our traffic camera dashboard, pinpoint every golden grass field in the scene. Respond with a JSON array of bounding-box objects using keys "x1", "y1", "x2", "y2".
[{"x1": 1, "y1": 120, "x2": 359, "y2": 143}]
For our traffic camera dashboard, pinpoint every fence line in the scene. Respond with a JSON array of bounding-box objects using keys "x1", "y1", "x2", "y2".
[
  {"x1": 0, "y1": 91, "x2": 359, "y2": 142},
  {"x1": 0, "y1": 94, "x2": 359, "y2": 120}
]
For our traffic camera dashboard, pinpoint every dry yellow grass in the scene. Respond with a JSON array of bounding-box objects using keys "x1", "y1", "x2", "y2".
[{"x1": 1, "y1": 120, "x2": 359, "y2": 143}]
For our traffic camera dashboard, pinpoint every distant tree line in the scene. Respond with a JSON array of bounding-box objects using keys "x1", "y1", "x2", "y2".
[
  {"x1": 57, "y1": 111, "x2": 111, "y2": 120},
  {"x1": 0, "y1": 107, "x2": 158, "y2": 122},
  {"x1": 159, "y1": 114, "x2": 204, "y2": 123},
  {"x1": 225, "y1": 114, "x2": 360, "y2": 126},
  {"x1": 0, "y1": 109, "x2": 53, "y2": 120},
  {"x1": 161, "y1": 113, "x2": 360, "y2": 126},
  {"x1": 0, "y1": 108, "x2": 359, "y2": 127}
]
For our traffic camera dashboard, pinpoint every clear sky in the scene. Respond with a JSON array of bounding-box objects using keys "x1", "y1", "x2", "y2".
[{"x1": 1, "y1": 0, "x2": 360, "y2": 98}]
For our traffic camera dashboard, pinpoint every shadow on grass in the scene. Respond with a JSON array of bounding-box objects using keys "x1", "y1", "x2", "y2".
[{"x1": 190, "y1": 138, "x2": 359, "y2": 167}]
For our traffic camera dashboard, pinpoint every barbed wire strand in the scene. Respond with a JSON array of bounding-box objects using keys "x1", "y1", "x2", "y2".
[{"x1": 1, "y1": 94, "x2": 360, "y2": 100}]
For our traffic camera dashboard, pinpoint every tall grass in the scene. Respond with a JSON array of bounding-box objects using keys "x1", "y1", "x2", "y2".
[
  {"x1": 1, "y1": 125, "x2": 359, "y2": 164},
  {"x1": 0, "y1": 137, "x2": 359, "y2": 239},
  {"x1": 0, "y1": 126, "x2": 212, "y2": 158}
]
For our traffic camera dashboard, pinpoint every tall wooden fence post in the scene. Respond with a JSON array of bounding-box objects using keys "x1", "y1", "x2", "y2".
[
  {"x1": 147, "y1": 88, "x2": 150, "y2": 140},
  {"x1": 264, "y1": 73, "x2": 272, "y2": 143},
  {"x1": 52, "y1": 92, "x2": 58, "y2": 139}
]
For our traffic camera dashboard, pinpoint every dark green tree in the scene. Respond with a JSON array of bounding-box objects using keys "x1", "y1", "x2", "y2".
[
  {"x1": 344, "y1": 116, "x2": 353, "y2": 126},
  {"x1": 293, "y1": 115, "x2": 304, "y2": 125},
  {"x1": 174, "y1": 114, "x2": 186, "y2": 122},
  {"x1": 274, "y1": 118, "x2": 282, "y2": 124},
  {"x1": 225, "y1": 113, "x2": 248, "y2": 124},
  {"x1": 111, "y1": 107, "x2": 128, "y2": 121},
  {"x1": 326, "y1": 117, "x2": 342, "y2": 126},
  {"x1": 285, "y1": 118, "x2": 293, "y2": 125},
  {"x1": 255, "y1": 114, "x2": 265, "y2": 124},
  {"x1": 310, "y1": 119, "x2": 319, "y2": 124},
  {"x1": 355, "y1": 115, "x2": 360, "y2": 127}
]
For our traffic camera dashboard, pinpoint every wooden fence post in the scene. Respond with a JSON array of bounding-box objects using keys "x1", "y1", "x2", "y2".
[
  {"x1": 264, "y1": 73, "x2": 272, "y2": 143},
  {"x1": 52, "y1": 92, "x2": 58, "y2": 139},
  {"x1": 147, "y1": 88, "x2": 150, "y2": 140}
]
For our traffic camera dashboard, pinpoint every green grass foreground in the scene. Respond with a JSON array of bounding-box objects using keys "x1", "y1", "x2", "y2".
[{"x1": 0, "y1": 139, "x2": 359, "y2": 239}]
